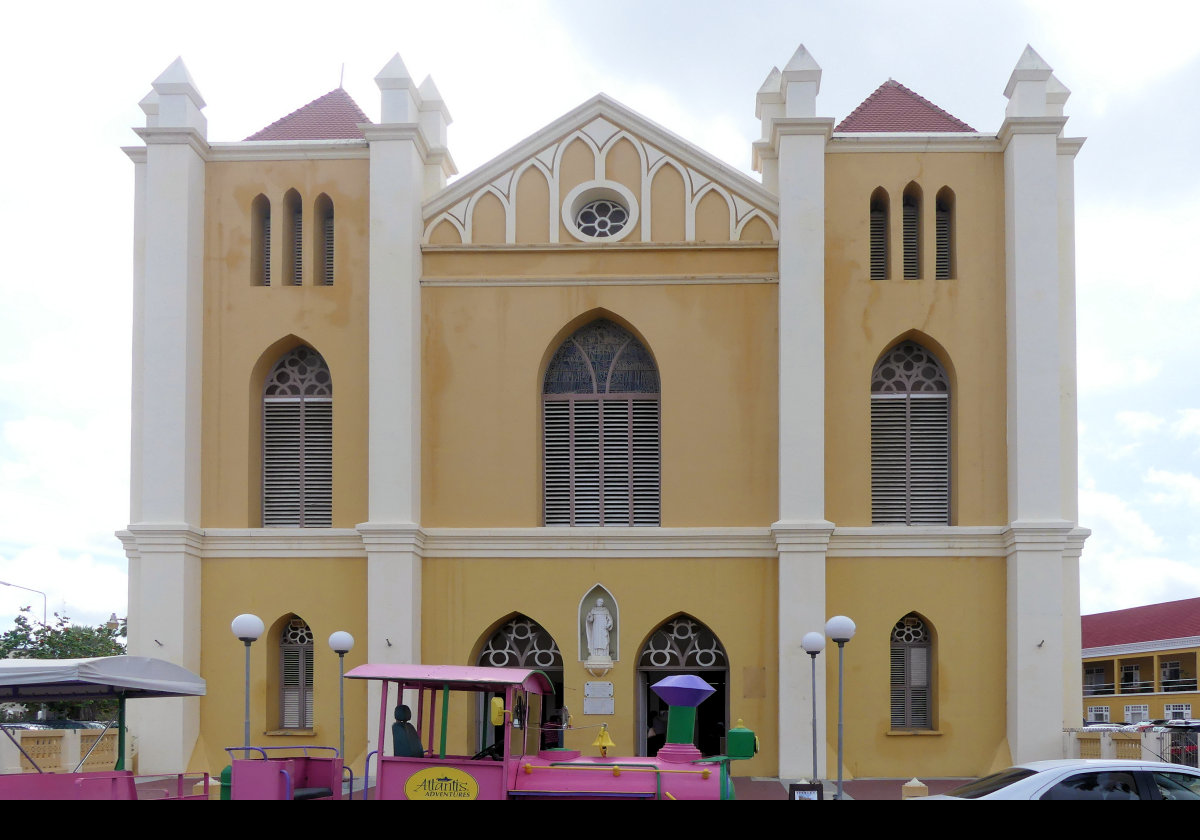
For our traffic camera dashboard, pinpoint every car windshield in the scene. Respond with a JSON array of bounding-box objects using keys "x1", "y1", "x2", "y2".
[{"x1": 944, "y1": 768, "x2": 1038, "y2": 798}]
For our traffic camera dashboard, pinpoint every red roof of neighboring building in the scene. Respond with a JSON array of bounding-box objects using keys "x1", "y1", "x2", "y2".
[
  {"x1": 245, "y1": 88, "x2": 371, "y2": 141},
  {"x1": 1082, "y1": 597, "x2": 1200, "y2": 649},
  {"x1": 836, "y1": 80, "x2": 975, "y2": 133}
]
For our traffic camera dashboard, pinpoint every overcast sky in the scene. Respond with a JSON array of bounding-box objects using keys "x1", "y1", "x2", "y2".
[{"x1": 1, "y1": 0, "x2": 1198, "y2": 628}]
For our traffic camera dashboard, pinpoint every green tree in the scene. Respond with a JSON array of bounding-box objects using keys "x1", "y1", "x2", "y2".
[{"x1": 0, "y1": 608, "x2": 126, "y2": 719}]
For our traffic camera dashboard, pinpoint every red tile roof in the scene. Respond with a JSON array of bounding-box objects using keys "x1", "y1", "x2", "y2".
[
  {"x1": 245, "y1": 88, "x2": 371, "y2": 141},
  {"x1": 1082, "y1": 597, "x2": 1200, "y2": 649},
  {"x1": 836, "y1": 80, "x2": 975, "y2": 133}
]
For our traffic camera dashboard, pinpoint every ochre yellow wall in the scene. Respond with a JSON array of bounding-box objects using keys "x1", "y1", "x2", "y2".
[
  {"x1": 824, "y1": 151, "x2": 1008, "y2": 526},
  {"x1": 190, "y1": 556, "x2": 368, "y2": 774},
  {"x1": 827, "y1": 555, "x2": 1009, "y2": 777},
  {"x1": 421, "y1": 278, "x2": 778, "y2": 527},
  {"x1": 423, "y1": 556, "x2": 779, "y2": 777},
  {"x1": 201, "y1": 159, "x2": 370, "y2": 527}
]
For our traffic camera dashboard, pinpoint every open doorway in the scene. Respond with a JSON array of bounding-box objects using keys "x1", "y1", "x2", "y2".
[{"x1": 636, "y1": 615, "x2": 728, "y2": 757}]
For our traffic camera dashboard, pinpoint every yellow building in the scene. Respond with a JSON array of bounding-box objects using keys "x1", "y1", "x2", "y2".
[
  {"x1": 120, "y1": 44, "x2": 1087, "y2": 782},
  {"x1": 1082, "y1": 598, "x2": 1200, "y2": 725}
]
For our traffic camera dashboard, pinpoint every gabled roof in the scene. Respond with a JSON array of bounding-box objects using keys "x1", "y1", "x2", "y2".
[
  {"x1": 836, "y1": 80, "x2": 975, "y2": 133},
  {"x1": 245, "y1": 88, "x2": 371, "y2": 141},
  {"x1": 1082, "y1": 597, "x2": 1200, "y2": 649}
]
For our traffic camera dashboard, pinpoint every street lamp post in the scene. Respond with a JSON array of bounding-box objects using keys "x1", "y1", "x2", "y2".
[
  {"x1": 801, "y1": 631, "x2": 826, "y2": 783},
  {"x1": 230, "y1": 614, "x2": 264, "y2": 758},
  {"x1": 0, "y1": 580, "x2": 47, "y2": 626},
  {"x1": 328, "y1": 631, "x2": 355, "y2": 762},
  {"x1": 825, "y1": 615, "x2": 856, "y2": 801}
]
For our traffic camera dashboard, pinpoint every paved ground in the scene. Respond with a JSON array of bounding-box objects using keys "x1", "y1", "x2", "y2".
[{"x1": 734, "y1": 776, "x2": 972, "y2": 800}]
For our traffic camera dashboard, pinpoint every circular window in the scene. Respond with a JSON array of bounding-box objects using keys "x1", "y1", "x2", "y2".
[
  {"x1": 562, "y1": 181, "x2": 639, "y2": 243},
  {"x1": 575, "y1": 199, "x2": 628, "y2": 238}
]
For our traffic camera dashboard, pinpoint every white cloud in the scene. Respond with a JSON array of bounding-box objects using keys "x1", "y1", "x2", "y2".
[
  {"x1": 1115, "y1": 411, "x2": 1163, "y2": 436},
  {"x1": 0, "y1": 548, "x2": 126, "y2": 629},
  {"x1": 1145, "y1": 469, "x2": 1200, "y2": 509}
]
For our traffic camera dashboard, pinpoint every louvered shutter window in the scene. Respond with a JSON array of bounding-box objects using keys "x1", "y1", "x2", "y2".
[
  {"x1": 263, "y1": 212, "x2": 272, "y2": 286},
  {"x1": 280, "y1": 618, "x2": 314, "y2": 729},
  {"x1": 869, "y1": 189, "x2": 888, "y2": 281},
  {"x1": 292, "y1": 208, "x2": 303, "y2": 285},
  {"x1": 543, "y1": 319, "x2": 660, "y2": 526},
  {"x1": 903, "y1": 191, "x2": 920, "y2": 279},
  {"x1": 871, "y1": 341, "x2": 949, "y2": 525},
  {"x1": 251, "y1": 195, "x2": 271, "y2": 287},
  {"x1": 890, "y1": 614, "x2": 932, "y2": 730},
  {"x1": 935, "y1": 207, "x2": 951, "y2": 279},
  {"x1": 322, "y1": 214, "x2": 334, "y2": 285},
  {"x1": 263, "y1": 347, "x2": 333, "y2": 527}
]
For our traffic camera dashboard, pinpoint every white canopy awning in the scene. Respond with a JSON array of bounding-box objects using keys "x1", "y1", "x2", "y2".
[{"x1": 0, "y1": 656, "x2": 205, "y2": 703}]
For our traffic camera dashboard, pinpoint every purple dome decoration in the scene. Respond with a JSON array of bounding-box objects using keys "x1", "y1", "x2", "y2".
[{"x1": 651, "y1": 674, "x2": 715, "y2": 708}]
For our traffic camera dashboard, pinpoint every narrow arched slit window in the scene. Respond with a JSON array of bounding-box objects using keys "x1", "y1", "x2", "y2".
[
  {"x1": 284, "y1": 189, "x2": 302, "y2": 286},
  {"x1": 263, "y1": 346, "x2": 332, "y2": 527},
  {"x1": 871, "y1": 340, "x2": 949, "y2": 524},
  {"x1": 935, "y1": 187, "x2": 955, "y2": 280},
  {"x1": 890, "y1": 613, "x2": 933, "y2": 730},
  {"x1": 870, "y1": 188, "x2": 889, "y2": 280},
  {"x1": 902, "y1": 183, "x2": 922, "y2": 280},
  {"x1": 251, "y1": 194, "x2": 271, "y2": 286},
  {"x1": 543, "y1": 319, "x2": 660, "y2": 526},
  {"x1": 280, "y1": 616, "x2": 314, "y2": 729},
  {"x1": 315, "y1": 194, "x2": 334, "y2": 286}
]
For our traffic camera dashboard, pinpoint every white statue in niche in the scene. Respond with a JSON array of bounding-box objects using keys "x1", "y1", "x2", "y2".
[{"x1": 585, "y1": 599, "x2": 614, "y2": 661}]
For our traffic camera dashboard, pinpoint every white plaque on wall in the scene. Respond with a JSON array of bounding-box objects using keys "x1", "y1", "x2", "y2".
[{"x1": 583, "y1": 681, "x2": 615, "y2": 715}]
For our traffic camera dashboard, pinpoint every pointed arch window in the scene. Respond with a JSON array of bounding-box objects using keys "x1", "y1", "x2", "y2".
[
  {"x1": 638, "y1": 616, "x2": 728, "y2": 757},
  {"x1": 890, "y1": 613, "x2": 933, "y2": 730},
  {"x1": 263, "y1": 346, "x2": 332, "y2": 527},
  {"x1": 871, "y1": 340, "x2": 949, "y2": 524},
  {"x1": 280, "y1": 616, "x2": 314, "y2": 729},
  {"x1": 251, "y1": 194, "x2": 271, "y2": 286},
  {"x1": 543, "y1": 319, "x2": 660, "y2": 526},
  {"x1": 284, "y1": 189, "x2": 302, "y2": 286},
  {"x1": 902, "y1": 183, "x2": 922, "y2": 280},
  {"x1": 315, "y1": 194, "x2": 334, "y2": 286},
  {"x1": 477, "y1": 616, "x2": 564, "y2": 753},
  {"x1": 935, "y1": 187, "x2": 955, "y2": 280},
  {"x1": 870, "y1": 188, "x2": 889, "y2": 280}
]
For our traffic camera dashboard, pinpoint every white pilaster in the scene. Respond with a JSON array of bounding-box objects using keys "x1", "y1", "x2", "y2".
[
  {"x1": 123, "y1": 58, "x2": 207, "y2": 773},
  {"x1": 360, "y1": 52, "x2": 437, "y2": 766},
  {"x1": 1000, "y1": 46, "x2": 1086, "y2": 762},
  {"x1": 417, "y1": 76, "x2": 457, "y2": 197},
  {"x1": 766, "y1": 44, "x2": 836, "y2": 780},
  {"x1": 752, "y1": 68, "x2": 783, "y2": 192},
  {"x1": 773, "y1": 524, "x2": 833, "y2": 779}
]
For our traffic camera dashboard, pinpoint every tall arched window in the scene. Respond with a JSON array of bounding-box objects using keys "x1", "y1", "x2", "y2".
[
  {"x1": 935, "y1": 187, "x2": 955, "y2": 280},
  {"x1": 263, "y1": 346, "x2": 332, "y2": 527},
  {"x1": 902, "y1": 182, "x2": 922, "y2": 280},
  {"x1": 543, "y1": 319, "x2": 660, "y2": 526},
  {"x1": 284, "y1": 188, "x2": 303, "y2": 286},
  {"x1": 869, "y1": 187, "x2": 889, "y2": 280},
  {"x1": 315, "y1": 193, "x2": 334, "y2": 286},
  {"x1": 890, "y1": 613, "x2": 933, "y2": 730},
  {"x1": 871, "y1": 340, "x2": 949, "y2": 524},
  {"x1": 280, "y1": 616, "x2": 314, "y2": 730},
  {"x1": 251, "y1": 194, "x2": 271, "y2": 286}
]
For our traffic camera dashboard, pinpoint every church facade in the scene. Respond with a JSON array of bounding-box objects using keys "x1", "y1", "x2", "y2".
[{"x1": 120, "y1": 44, "x2": 1087, "y2": 781}]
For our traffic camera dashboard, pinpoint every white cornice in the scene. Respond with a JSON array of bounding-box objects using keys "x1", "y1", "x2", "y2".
[
  {"x1": 123, "y1": 146, "x2": 147, "y2": 164},
  {"x1": 423, "y1": 93, "x2": 780, "y2": 220},
  {"x1": 997, "y1": 116, "x2": 1069, "y2": 150},
  {"x1": 133, "y1": 126, "x2": 209, "y2": 157},
  {"x1": 422, "y1": 274, "x2": 777, "y2": 288},
  {"x1": 420, "y1": 527, "x2": 777, "y2": 558},
  {"x1": 196, "y1": 529, "x2": 365, "y2": 558},
  {"x1": 1057, "y1": 136, "x2": 1086, "y2": 158},
  {"x1": 827, "y1": 133, "x2": 1001, "y2": 154},
  {"x1": 828, "y1": 526, "x2": 1008, "y2": 557},
  {"x1": 207, "y1": 140, "x2": 369, "y2": 162},
  {"x1": 1084, "y1": 637, "x2": 1200, "y2": 659}
]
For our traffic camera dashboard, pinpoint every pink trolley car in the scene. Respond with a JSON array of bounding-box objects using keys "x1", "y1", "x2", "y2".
[{"x1": 342, "y1": 663, "x2": 757, "y2": 800}]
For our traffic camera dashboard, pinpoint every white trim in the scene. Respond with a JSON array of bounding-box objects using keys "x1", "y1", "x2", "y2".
[
  {"x1": 421, "y1": 274, "x2": 777, "y2": 288},
  {"x1": 561, "y1": 180, "x2": 639, "y2": 244},
  {"x1": 829, "y1": 133, "x2": 1001, "y2": 153},
  {"x1": 1083, "y1": 636, "x2": 1200, "y2": 659},
  {"x1": 422, "y1": 241, "x2": 777, "y2": 253}
]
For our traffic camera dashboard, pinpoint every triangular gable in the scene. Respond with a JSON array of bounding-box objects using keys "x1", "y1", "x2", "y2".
[
  {"x1": 245, "y1": 88, "x2": 372, "y2": 141},
  {"x1": 836, "y1": 80, "x2": 974, "y2": 133},
  {"x1": 424, "y1": 94, "x2": 778, "y2": 245}
]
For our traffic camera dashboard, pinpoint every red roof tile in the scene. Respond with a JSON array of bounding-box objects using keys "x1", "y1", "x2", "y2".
[
  {"x1": 1082, "y1": 597, "x2": 1200, "y2": 649},
  {"x1": 836, "y1": 80, "x2": 974, "y2": 133},
  {"x1": 245, "y1": 88, "x2": 371, "y2": 141}
]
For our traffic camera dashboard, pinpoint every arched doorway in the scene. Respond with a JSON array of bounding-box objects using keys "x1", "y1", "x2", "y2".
[
  {"x1": 637, "y1": 615, "x2": 728, "y2": 756},
  {"x1": 476, "y1": 615, "x2": 564, "y2": 752}
]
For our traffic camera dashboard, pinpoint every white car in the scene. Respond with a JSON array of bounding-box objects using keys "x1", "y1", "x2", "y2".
[{"x1": 923, "y1": 760, "x2": 1200, "y2": 800}]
